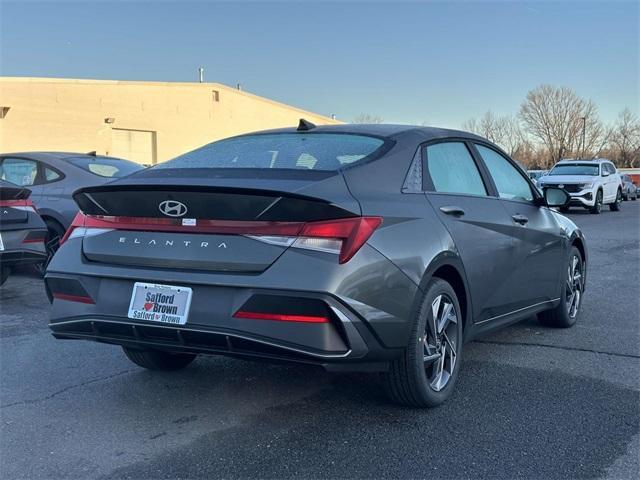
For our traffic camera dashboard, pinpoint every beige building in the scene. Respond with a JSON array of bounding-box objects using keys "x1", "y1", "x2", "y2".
[{"x1": 0, "y1": 77, "x2": 340, "y2": 165}]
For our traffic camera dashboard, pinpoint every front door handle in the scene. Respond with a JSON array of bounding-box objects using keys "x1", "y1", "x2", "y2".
[
  {"x1": 512, "y1": 214, "x2": 529, "y2": 225},
  {"x1": 440, "y1": 206, "x2": 465, "y2": 217}
]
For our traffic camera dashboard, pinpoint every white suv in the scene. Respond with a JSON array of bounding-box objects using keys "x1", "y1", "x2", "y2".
[{"x1": 538, "y1": 159, "x2": 623, "y2": 214}]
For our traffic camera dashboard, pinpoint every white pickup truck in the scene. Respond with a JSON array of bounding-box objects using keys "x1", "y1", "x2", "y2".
[{"x1": 538, "y1": 159, "x2": 623, "y2": 214}]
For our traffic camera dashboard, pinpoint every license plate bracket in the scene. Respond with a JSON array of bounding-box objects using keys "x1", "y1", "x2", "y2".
[{"x1": 127, "y1": 282, "x2": 192, "y2": 325}]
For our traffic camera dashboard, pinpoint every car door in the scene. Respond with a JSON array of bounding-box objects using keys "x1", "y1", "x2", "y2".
[
  {"x1": 602, "y1": 163, "x2": 616, "y2": 201},
  {"x1": 423, "y1": 140, "x2": 518, "y2": 323},
  {"x1": 473, "y1": 143, "x2": 566, "y2": 309}
]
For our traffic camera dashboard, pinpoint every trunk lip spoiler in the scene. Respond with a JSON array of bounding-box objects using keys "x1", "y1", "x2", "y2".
[{"x1": 73, "y1": 181, "x2": 337, "y2": 203}]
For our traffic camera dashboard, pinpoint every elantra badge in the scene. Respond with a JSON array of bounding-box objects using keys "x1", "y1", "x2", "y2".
[{"x1": 159, "y1": 200, "x2": 188, "y2": 217}]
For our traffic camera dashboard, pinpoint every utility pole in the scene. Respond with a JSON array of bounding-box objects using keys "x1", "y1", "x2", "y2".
[
  {"x1": 580, "y1": 116, "x2": 586, "y2": 159},
  {"x1": 198, "y1": 67, "x2": 204, "y2": 83}
]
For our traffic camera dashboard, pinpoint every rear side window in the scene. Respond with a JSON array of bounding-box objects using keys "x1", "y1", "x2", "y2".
[
  {"x1": 0, "y1": 158, "x2": 38, "y2": 186},
  {"x1": 45, "y1": 167, "x2": 61, "y2": 182},
  {"x1": 476, "y1": 145, "x2": 533, "y2": 202},
  {"x1": 159, "y1": 133, "x2": 386, "y2": 171},
  {"x1": 425, "y1": 142, "x2": 487, "y2": 196},
  {"x1": 66, "y1": 156, "x2": 143, "y2": 178}
]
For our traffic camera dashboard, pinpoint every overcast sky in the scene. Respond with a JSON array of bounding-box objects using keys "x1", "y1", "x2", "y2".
[{"x1": 1, "y1": 0, "x2": 638, "y2": 127}]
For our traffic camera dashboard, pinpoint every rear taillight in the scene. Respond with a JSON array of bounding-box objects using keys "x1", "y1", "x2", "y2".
[
  {"x1": 59, "y1": 212, "x2": 86, "y2": 245},
  {"x1": 62, "y1": 212, "x2": 382, "y2": 264},
  {"x1": 297, "y1": 217, "x2": 382, "y2": 263},
  {"x1": 0, "y1": 199, "x2": 37, "y2": 213}
]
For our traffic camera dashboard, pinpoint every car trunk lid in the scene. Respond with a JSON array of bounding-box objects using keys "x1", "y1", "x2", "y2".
[{"x1": 72, "y1": 170, "x2": 362, "y2": 273}]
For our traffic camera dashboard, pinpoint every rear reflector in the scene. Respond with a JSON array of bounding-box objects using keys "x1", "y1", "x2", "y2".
[
  {"x1": 52, "y1": 293, "x2": 95, "y2": 304},
  {"x1": 64, "y1": 212, "x2": 382, "y2": 263},
  {"x1": 234, "y1": 311, "x2": 329, "y2": 323}
]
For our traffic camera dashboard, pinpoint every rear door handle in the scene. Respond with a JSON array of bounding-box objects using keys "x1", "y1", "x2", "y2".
[
  {"x1": 440, "y1": 206, "x2": 465, "y2": 217},
  {"x1": 512, "y1": 214, "x2": 529, "y2": 225}
]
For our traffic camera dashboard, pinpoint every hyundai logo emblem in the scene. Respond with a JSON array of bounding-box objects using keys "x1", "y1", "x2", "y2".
[
  {"x1": 558, "y1": 184, "x2": 564, "y2": 189},
  {"x1": 159, "y1": 200, "x2": 188, "y2": 217}
]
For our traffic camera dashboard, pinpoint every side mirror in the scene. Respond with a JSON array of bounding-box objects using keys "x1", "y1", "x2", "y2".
[
  {"x1": 602, "y1": 170, "x2": 610, "y2": 177},
  {"x1": 544, "y1": 187, "x2": 571, "y2": 208}
]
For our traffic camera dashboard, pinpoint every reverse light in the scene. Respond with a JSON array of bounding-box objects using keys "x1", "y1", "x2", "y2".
[{"x1": 66, "y1": 227, "x2": 114, "y2": 241}]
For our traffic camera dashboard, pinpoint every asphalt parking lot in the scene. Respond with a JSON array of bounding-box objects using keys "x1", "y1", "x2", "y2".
[{"x1": 1, "y1": 202, "x2": 639, "y2": 480}]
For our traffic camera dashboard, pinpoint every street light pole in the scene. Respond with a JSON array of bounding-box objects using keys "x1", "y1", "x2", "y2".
[{"x1": 580, "y1": 116, "x2": 586, "y2": 159}]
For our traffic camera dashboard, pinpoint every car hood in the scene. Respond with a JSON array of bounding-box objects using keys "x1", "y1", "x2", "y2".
[{"x1": 540, "y1": 175, "x2": 597, "y2": 184}]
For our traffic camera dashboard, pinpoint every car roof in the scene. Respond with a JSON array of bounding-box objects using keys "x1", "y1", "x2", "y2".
[
  {"x1": 0, "y1": 151, "x2": 126, "y2": 162},
  {"x1": 239, "y1": 123, "x2": 488, "y2": 142},
  {"x1": 557, "y1": 158, "x2": 613, "y2": 164}
]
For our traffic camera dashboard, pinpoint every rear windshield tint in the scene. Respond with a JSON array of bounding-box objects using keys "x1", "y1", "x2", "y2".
[
  {"x1": 158, "y1": 133, "x2": 386, "y2": 171},
  {"x1": 67, "y1": 157, "x2": 144, "y2": 178}
]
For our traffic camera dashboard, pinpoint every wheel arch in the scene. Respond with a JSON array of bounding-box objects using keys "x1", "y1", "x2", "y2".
[
  {"x1": 414, "y1": 252, "x2": 473, "y2": 335},
  {"x1": 570, "y1": 233, "x2": 588, "y2": 291},
  {"x1": 37, "y1": 209, "x2": 67, "y2": 232}
]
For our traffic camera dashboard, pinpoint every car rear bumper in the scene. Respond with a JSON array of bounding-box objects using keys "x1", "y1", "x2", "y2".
[{"x1": 0, "y1": 249, "x2": 47, "y2": 267}]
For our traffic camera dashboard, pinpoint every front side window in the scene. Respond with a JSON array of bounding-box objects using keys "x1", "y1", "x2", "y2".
[
  {"x1": 425, "y1": 142, "x2": 487, "y2": 196},
  {"x1": 158, "y1": 133, "x2": 386, "y2": 171},
  {"x1": 0, "y1": 158, "x2": 38, "y2": 186},
  {"x1": 475, "y1": 145, "x2": 533, "y2": 202}
]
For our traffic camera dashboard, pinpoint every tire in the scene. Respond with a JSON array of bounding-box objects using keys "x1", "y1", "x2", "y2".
[
  {"x1": 35, "y1": 219, "x2": 66, "y2": 275},
  {"x1": 538, "y1": 246, "x2": 583, "y2": 328},
  {"x1": 0, "y1": 267, "x2": 10, "y2": 286},
  {"x1": 610, "y1": 189, "x2": 622, "y2": 211},
  {"x1": 590, "y1": 190, "x2": 603, "y2": 214},
  {"x1": 384, "y1": 278, "x2": 463, "y2": 408},
  {"x1": 123, "y1": 347, "x2": 197, "y2": 371}
]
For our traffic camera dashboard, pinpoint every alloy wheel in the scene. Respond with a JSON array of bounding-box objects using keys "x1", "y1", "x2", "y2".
[
  {"x1": 423, "y1": 294, "x2": 459, "y2": 392},
  {"x1": 595, "y1": 191, "x2": 602, "y2": 212},
  {"x1": 565, "y1": 254, "x2": 583, "y2": 319}
]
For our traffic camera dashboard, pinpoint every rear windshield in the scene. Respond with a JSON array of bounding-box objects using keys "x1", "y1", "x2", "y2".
[
  {"x1": 67, "y1": 156, "x2": 144, "y2": 178},
  {"x1": 158, "y1": 133, "x2": 386, "y2": 171},
  {"x1": 549, "y1": 164, "x2": 599, "y2": 176}
]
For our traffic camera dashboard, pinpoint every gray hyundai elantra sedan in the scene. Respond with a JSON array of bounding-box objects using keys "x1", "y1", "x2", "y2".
[{"x1": 46, "y1": 122, "x2": 587, "y2": 407}]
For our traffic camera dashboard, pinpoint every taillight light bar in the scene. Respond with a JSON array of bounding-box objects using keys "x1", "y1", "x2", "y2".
[
  {"x1": 0, "y1": 199, "x2": 37, "y2": 213},
  {"x1": 62, "y1": 212, "x2": 382, "y2": 264}
]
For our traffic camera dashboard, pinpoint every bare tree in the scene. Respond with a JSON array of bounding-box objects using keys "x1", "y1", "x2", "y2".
[
  {"x1": 609, "y1": 108, "x2": 640, "y2": 167},
  {"x1": 462, "y1": 111, "x2": 528, "y2": 158},
  {"x1": 518, "y1": 85, "x2": 607, "y2": 168},
  {"x1": 352, "y1": 113, "x2": 384, "y2": 124}
]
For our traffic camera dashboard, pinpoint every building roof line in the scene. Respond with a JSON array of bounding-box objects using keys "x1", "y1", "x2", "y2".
[{"x1": 0, "y1": 76, "x2": 341, "y2": 124}]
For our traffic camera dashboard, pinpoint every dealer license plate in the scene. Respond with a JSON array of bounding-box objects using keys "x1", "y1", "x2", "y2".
[{"x1": 127, "y1": 282, "x2": 192, "y2": 325}]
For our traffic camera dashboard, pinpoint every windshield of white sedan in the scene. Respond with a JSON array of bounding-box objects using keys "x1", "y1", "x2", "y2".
[
  {"x1": 549, "y1": 164, "x2": 599, "y2": 176},
  {"x1": 160, "y1": 134, "x2": 386, "y2": 171}
]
